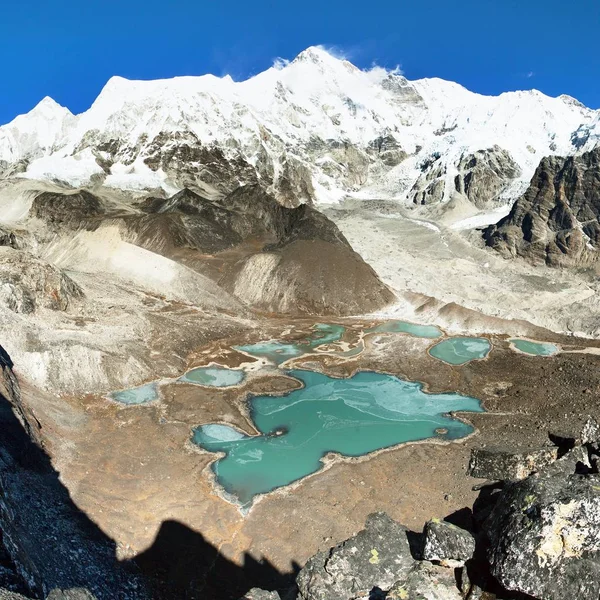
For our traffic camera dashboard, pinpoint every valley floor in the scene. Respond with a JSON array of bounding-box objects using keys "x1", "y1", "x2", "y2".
[{"x1": 20, "y1": 317, "x2": 600, "y2": 598}]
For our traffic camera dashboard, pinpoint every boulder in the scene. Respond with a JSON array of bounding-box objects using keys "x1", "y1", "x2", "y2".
[
  {"x1": 47, "y1": 590, "x2": 97, "y2": 600},
  {"x1": 386, "y1": 562, "x2": 462, "y2": 600},
  {"x1": 468, "y1": 446, "x2": 558, "y2": 481},
  {"x1": 296, "y1": 513, "x2": 415, "y2": 600},
  {"x1": 485, "y1": 471, "x2": 600, "y2": 599},
  {"x1": 239, "y1": 589, "x2": 281, "y2": 600},
  {"x1": 421, "y1": 519, "x2": 475, "y2": 566}
]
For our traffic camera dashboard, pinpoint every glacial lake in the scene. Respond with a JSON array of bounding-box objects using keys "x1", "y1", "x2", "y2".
[
  {"x1": 110, "y1": 382, "x2": 159, "y2": 405},
  {"x1": 509, "y1": 339, "x2": 558, "y2": 356},
  {"x1": 429, "y1": 337, "x2": 491, "y2": 365},
  {"x1": 193, "y1": 369, "x2": 483, "y2": 507},
  {"x1": 236, "y1": 320, "x2": 443, "y2": 365},
  {"x1": 180, "y1": 366, "x2": 246, "y2": 387}
]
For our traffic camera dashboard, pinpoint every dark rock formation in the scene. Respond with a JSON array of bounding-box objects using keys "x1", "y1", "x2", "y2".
[
  {"x1": 421, "y1": 519, "x2": 476, "y2": 566},
  {"x1": 468, "y1": 446, "x2": 558, "y2": 481},
  {"x1": 31, "y1": 191, "x2": 104, "y2": 229},
  {"x1": 485, "y1": 471, "x2": 600, "y2": 599},
  {"x1": 454, "y1": 146, "x2": 521, "y2": 209},
  {"x1": 410, "y1": 146, "x2": 520, "y2": 208},
  {"x1": 296, "y1": 513, "x2": 415, "y2": 600},
  {"x1": 0, "y1": 344, "x2": 150, "y2": 599},
  {"x1": 484, "y1": 147, "x2": 600, "y2": 266},
  {"x1": 386, "y1": 562, "x2": 462, "y2": 599}
]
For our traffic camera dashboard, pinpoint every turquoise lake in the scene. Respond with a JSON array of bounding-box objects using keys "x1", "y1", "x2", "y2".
[
  {"x1": 509, "y1": 339, "x2": 558, "y2": 356},
  {"x1": 111, "y1": 382, "x2": 159, "y2": 405},
  {"x1": 180, "y1": 366, "x2": 246, "y2": 387},
  {"x1": 367, "y1": 320, "x2": 442, "y2": 338},
  {"x1": 193, "y1": 369, "x2": 483, "y2": 507},
  {"x1": 236, "y1": 320, "x2": 443, "y2": 365},
  {"x1": 235, "y1": 323, "x2": 346, "y2": 364},
  {"x1": 429, "y1": 337, "x2": 491, "y2": 365}
]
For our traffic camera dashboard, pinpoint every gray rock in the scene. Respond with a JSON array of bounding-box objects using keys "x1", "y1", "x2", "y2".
[
  {"x1": 581, "y1": 416, "x2": 600, "y2": 445},
  {"x1": 468, "y1": 445, "x2": 558, "y2": 481},
  {"x1": 421, "y1": 519, "x2": 475, "y2": 566},
  {"x1": 47, "y1": 590, "x2": 98, "y2": 600},
  {"x1": 239, "y1": 588, "x2": 281, "y2": 600},
  {"x1": 0, "y1": 590, "x2": 30, "y2": 599},
  {"x1": 485, "y1": 471, "x2": 600, "y2": 599},
  {"x1": 296, "y1": 512, "x2": 415, "y2": 600},
  {"x1": 454, "y1": 146, "x2": 521, "y2": 209},
  {"x1": 386, "y1": 562, "x2": 462, "y2": 599}
]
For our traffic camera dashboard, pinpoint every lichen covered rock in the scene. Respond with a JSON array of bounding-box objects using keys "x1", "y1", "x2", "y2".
[
  {"x1": 421, "y1": 519, "x2": 475, "y2": 566},
  {"x1": 468, "y1": 446, "x2": 559, "y2": 481},
  {"x1": 296, "y1": 513, "x2": 415, "y2": 600},
  {"x1": 485, "y1": 470, "x2": 600, "y2": 599}
]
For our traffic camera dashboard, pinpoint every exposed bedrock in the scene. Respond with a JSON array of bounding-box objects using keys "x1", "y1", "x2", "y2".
[
  {"x1": 0, "y1": 249, "x2": 83, "y2": 314},
  {"x1": 484, "y1": 147, "x2": 600, "y2": 266},
  {"x1": 410, "y1": 146, "x2": 520, "y2": 208}
]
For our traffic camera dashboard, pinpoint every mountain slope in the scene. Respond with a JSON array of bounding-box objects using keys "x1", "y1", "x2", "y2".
[
  {"x1": 1, "y1": 47, "x2": 597, "y2": 210},
  {"x1": 484, "y1": 147, "x2": 600, "y2": 266}
]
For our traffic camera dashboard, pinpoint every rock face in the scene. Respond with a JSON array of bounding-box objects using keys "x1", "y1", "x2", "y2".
[
  {"x1": 468, "y1": 446, "x2": 559, "y2": 481},
  {"x1": 421, "y1": 519, "x2": 475, "y2": 566},
  {"x1": 453, "y1": 146, "x2": 521, "y2": 209},
  {"x1": 485, "y1": 471, "x2": 600, "y2": 599},
  {"x1": 411, "y1": 146, "x2": 521, "y2": 208},
  {"x1": 0, "y1": 249, "x2": 83, "y2": 314},
  {"x1": 296, "y1": 513, "x2": 415, "y2": 600},
  {"x1": 0, "y1": 344, "x2": 150, "y2": 599},
  {"x1": 484, "y1": 147, "x2": 600, "y2": 266}
]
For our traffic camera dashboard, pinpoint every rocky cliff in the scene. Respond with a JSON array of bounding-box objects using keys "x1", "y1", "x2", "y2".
[{"x1": 484, "y1": 147, "x2": 600, "y2": 266}]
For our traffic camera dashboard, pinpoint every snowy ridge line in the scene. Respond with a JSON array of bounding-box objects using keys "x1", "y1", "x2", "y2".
[{"x1": 1, "y1": 45, "x2": 599, "y2": 206}]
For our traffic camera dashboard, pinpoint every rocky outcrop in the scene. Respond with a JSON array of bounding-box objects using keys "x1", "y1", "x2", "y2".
[
  {"x1": 421, "y1": 519, "x2": 475, "y2": 566},
  {"x1": 0, "y1": 249, "x2": 83, "y2": 314},
  {"x1": 468, "y1": 446, "x2": 559, "y2": 481},
  {"x1": 31, "y1": 191, "x2": 104, "y2": 229},
  {"x1": 453, "y1": 146, "x2": 521, "y2": 209},
  {"x1": 411, "y1": 146, "x2": 521, "y2": 208},
  {"x1": 296, "y1": 513, "x2": 415, "y2": 600},
  {"x1": 484, "y1": 147, "x2": 600, "y2": 266}
]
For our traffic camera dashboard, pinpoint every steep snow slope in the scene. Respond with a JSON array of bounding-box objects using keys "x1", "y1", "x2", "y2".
[{"x1": 0, "y1": 46, "x2": 598, "y2": 208}]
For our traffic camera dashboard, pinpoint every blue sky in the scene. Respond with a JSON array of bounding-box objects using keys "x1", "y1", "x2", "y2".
[{"x1": 1, "y1": 0, "x2": 599, "y2": 124}]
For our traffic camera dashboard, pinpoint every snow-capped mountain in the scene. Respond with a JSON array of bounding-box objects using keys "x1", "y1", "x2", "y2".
[{"x1": 0, "y1": 46, "x2": 598, "y2": 207}]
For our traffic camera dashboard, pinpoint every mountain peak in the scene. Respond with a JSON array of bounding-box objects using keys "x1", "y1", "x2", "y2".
[
  {"x1": 292, "y1": 46, "x2": 341, "y2": 65},
  {"x1": 29, "y1": 96, "x2": 72, "y2": 119}
]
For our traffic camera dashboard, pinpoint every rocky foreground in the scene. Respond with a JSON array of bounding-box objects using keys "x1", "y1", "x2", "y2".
[{"x1": 244, "y1": 418, "x2": 600, "y2": 600}]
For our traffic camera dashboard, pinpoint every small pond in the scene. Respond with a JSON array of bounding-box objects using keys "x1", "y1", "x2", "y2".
[
  {"x1": 429, "y1": 337, "x2": 491, "y2": 365},
  {"x1": 180, "y1": 366, "x2": 246, "y2": 387},
  {"x1": 509, "y1": 339, "x2": 558, "y2": 356},
  {"x1": 110, "y1": 382, "x2": 159, "y2": 405}
]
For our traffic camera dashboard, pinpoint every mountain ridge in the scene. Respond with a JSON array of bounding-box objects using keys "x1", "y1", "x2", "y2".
[{"x1": 1, "y1": 45, "x2": 599, "y2": 211}]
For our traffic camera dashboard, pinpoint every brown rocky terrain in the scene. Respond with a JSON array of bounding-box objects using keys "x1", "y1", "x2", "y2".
[{"x1": 484, "y1": 146, "x2": 600, "y2": 266}]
